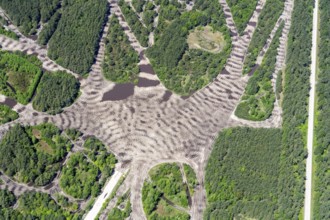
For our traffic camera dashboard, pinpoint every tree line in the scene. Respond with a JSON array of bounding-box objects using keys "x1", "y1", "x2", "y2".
[
  {"x1": 313, "y1": 0, "x2": 330, "y2": 218},
  {"x1": 119, "y1": 0, "x2": 150, "y2": 47},
  {"x1": 48, "y1": 0, "x2": 108, "y2": 75},
  {"x1": 0, "y1": 0, "x2": 60, "y2": 35},
  {"x1": 276, "y1": 0, "x2": 314, "y2": 218},
  {"x1": 243, "y1": 0, "x2": 284, "y2": 74}
]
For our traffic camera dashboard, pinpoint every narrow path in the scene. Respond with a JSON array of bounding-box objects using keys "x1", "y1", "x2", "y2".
[
  {"x1": 84, "y1": 169, "x2": 125, "y2": 220},
  {"x1": 304, "y1": 0, "x2": 319, "y2": 219}
]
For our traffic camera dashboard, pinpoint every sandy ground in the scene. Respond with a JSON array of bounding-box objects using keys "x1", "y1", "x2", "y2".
[
  {"x1": 0, "y1": 0, "x2": 295, "y2": 218},
  {"x1": 304, "y1": 0, "x2": 319, "y2": 219}
]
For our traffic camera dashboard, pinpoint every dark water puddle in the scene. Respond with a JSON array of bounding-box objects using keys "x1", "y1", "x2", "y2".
[
  {"x1": 137, "y1": 77, "x2": 159, "y2": 87},
  {"x1": 160, "y1": 91, "x2": 172, "y2": 103},
  {"x1": 181, "y1": 95, "x2": 190, "y2": 100},
  {"x1": 102, "y1": 83, "x2": 134, "y2": 101},
  {"x1": 27, "y1": 35, "x2": 38, "y2": 41},
  {"x1": 139, "y1": 64, "x2": 156, "y2": 75},
  {"x1": 248, "y1": 21, "x2": 257, "y2": 27},
  {"x1": 139, "y1": 51, "x2": 145, "y2": 60},
  {"x1": 0, "y1": 98, "x2": 17, "y2": 108},
  {"x1": 44, "y1": 182, "x2": 54, "y2": 190},
  {"x1": 221, "y1": 68, "x2": 230, "y2": 75}
]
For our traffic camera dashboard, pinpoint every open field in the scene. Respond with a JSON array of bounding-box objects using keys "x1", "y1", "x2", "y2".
[{"x1": 187, "y1": 26, "x2": 225, "y2": 53}]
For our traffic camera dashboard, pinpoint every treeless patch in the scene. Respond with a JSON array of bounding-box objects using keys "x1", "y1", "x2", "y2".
[
  {"x1": 187, "y1": 26, "x2": 225, "y2": 53},
  {"x1": 7, "y1": 71, "x2": 31, "y2": 93},
  {"x1": 32, "y1": 129, "x2": 41, "y2": 139},
  {"x1": 38, "y1": 140, "x2": 53, "y2": 154}
]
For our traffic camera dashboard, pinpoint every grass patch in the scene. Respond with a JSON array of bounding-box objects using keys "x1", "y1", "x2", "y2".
[
  {"x1": 187, "y1": 26, "x2": 225, "y2": 53},
  {"x1": 37, "y1": 140, "x2": 54, "y2": 155},
  {"x1": 0, "y1": 51, "x2": 42, "y2": 104},
  {"x1": 7, "y1": 71, "x2": 31, "y2": 93},
  {"x1": 153, "y1": 199, "x2": 189, "y2": 219}
]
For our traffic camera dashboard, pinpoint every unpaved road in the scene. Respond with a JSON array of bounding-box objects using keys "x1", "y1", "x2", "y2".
[
  {"x1": 304, "y1": 0, "x2": 319, "y2": 219},
  {"x1": 84, "y1": 170, "x2": 124, "y2": 220}
]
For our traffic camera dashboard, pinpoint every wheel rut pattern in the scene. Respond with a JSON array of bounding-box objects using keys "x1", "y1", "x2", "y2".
[{"x1": 0, "y1": 0, "x2": 294, "y2": 219}]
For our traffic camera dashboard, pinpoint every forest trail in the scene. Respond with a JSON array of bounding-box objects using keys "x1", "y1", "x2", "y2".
[{"x1": 304, "y1": 0, "x2": 319, "y2": 219}]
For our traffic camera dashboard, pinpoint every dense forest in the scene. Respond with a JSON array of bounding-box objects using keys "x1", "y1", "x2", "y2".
[
  {"x1": 0, "y1": 123, "x2": 71, "y2": 186},
  {"x1": 0, "y1": 191, "x2": 80, "y2": 219},
  {"x1": 0, "y1": 0, "x2": 60, "y2": 35},
  {"x1": 0, "y1": 51, "x2": 42, "y2": 104},
  {"x1": 103, "y1": 16, "x2": 139, "y2": 83},
  {"x1": 243, "y1": 0, "x2": 284, "y2": 74},
  {"x1": 119, "y1": 0, "x2": 150, "y2": 47},
  {"x1": 37, "y1": 11, "x2": 61, "y2": 45},
  {"x1": 142, "y1": 163, "x2": 191, "y2": 219},
  {"x1": 146, "y1": 0, "x2": 232, "y2": 95},
  {"x1": 226, "y1": 0, "x2": 258, "y2": 34},
  {"x1": 60, "y1": 152, "x2": 101, "y2": 199},
  {"x1": 313, "y1": 0, "x2": 330, "y2": 218},
  {"x1": 142, "y1": 2, "x2": 158, "y2": 32},
  {"x1": 33, "y1": 71, "x2": 80, "y2": 114},
  {"x1": 0, "y1": 189, "x2": 16, "y2": 209},
  {"x1": 204, "y1": 128, "x2": 282, "y2": 219},
  {"x1": 0, "y1": 104, "x2": 18, "y2": 124},
  {"x1": 275, "y1": 0, "x2": 313, "y2": 218},
  {"x1": 60, "y1": 136, "x2": 117, "y2": 199},
  {"x1": 48, "y1": 0, "x2": 108, "y2": 74},
  {"x1": 235, "y1": 23, "x2": 283, "y2": 121}
]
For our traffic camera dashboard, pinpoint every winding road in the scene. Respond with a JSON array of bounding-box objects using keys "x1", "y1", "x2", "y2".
[{"x1": 304, "y1": 0, "x2": 319, "y2": 219}]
